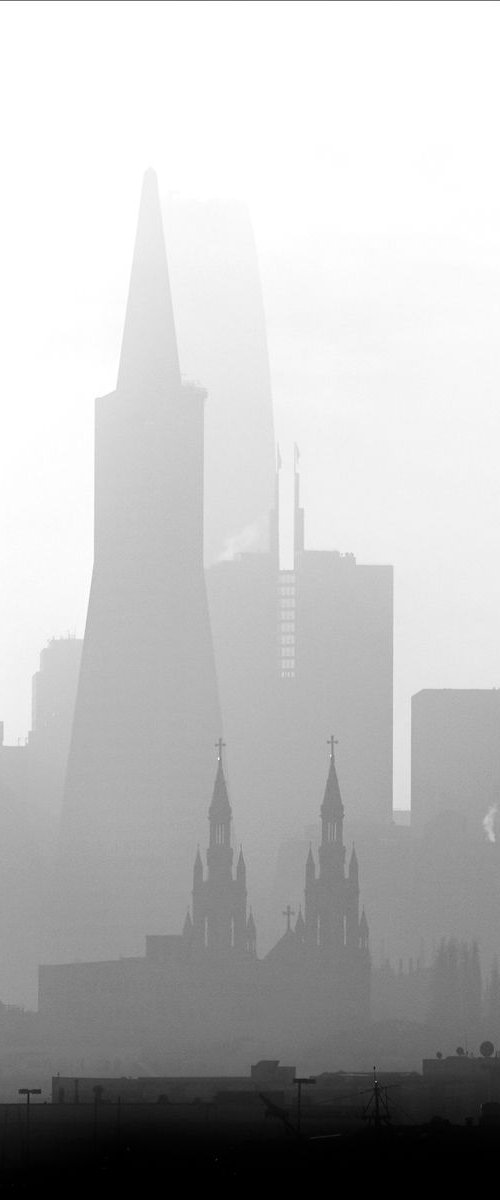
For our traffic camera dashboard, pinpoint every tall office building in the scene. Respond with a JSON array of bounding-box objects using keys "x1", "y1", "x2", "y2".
[
  {"x1": 165, "y1": 196, "x2": 276, "y2": 566},
  {"x1": 0, "y1": 635, "x2": 82, "y2": 820},
  {"x1": 411, "y1": 688, "x2": 500, "y2": 836},
  {"x1": 207, "y1": 458, "x2": 394, "y2": 885},
  {"x1": 57, "y1": 171, "x2": 222, "y2": 958}
]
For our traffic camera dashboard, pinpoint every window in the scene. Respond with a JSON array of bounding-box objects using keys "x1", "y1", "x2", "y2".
[{"x1": 278, "y1": 573, "x2": 296, "y2": 679}]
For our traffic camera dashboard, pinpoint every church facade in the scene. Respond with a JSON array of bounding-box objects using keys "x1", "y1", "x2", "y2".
[{"x1": 39, "y1": 742, "x2": 370, "y2": 1063}]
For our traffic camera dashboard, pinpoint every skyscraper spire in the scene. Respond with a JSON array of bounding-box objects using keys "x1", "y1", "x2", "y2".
[
  {"x1": 293, "y1": 442, "x2": 305, "y2": 562},
  {"x1": 117, "y1": 168, "x2": 181, "y2": 399}
]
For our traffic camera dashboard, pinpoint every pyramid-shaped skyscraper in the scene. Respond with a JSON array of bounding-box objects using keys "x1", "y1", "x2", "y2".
[{"x1": 58, "y1": 171, "x2": 222, "y2": 958}]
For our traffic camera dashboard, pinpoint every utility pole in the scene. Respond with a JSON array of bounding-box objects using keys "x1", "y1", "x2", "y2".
[
  {"x1": 18, "y1": 1088, "x2": 41, "y2": 1167},
  {"x1": 361, "y1": 1068, "x2": 393, "y2": 1130},
  {"x1": 93, "y1": 1084, "x2": 104, "y2": 1154},
  {"x1": 293, "y1": 1076, "x2": 316, "y2": 1138}
]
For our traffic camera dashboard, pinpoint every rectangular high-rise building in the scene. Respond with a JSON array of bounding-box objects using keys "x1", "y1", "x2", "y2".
[
  {"x1": 165, "y1": 196, "x2": 276, "y2": 567},
  {"x1": 207, "y1": 464, "x2": 393, "y2": 884},
  {"x1": 411, "y1": 688, "x2": 500, "y2": 836}
]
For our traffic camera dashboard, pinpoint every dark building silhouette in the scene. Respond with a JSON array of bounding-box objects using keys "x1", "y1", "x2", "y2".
[
  {"x1": 57, "y1": 171, "x2": 222, "y2": 958},
  {"x1": 165, "y1": 196, "x2": 276, "y2": 566},
  {"x1": 303, "y1": 739, "x2": 368, "y2": 958},
  {"x1": 191, "y1": 742, "x2": 256, "y2": 958},
  {"x1": 264, "y1": 739, "x2": 371, "y2": 1038}
]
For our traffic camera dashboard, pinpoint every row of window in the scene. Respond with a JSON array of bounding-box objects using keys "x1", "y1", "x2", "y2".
[{"x1": 279, "y1": 573, "x2": 296, "y2": 678}]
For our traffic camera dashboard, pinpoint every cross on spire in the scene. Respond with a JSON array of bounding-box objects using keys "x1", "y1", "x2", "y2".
[
  {"x1": 327, "y1": 734, "x2": 338, "y2": 760},
  {"x1": 283, "y1": 904, "x2": 295, "y2": 933},
  {"x1": 215, "y1": 737, "x2": 226, "y2": 763}
]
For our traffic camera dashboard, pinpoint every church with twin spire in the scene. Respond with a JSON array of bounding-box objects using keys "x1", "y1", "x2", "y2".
[
  {"x1": 184, "y1": 733, "x2": 369, "y2": 973},
  {"x1": 39, "y1": 734, "x2": 370, "y2": 1059},
  {"x1": 36, "y1": 167, "x2": 371, "y2": 1062}
]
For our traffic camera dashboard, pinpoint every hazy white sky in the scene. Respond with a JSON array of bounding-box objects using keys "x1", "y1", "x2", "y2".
[{"x1": 2, "y1": 0, "x2": 500, "y2": 807}]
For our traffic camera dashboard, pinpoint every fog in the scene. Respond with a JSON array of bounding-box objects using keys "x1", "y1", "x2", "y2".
[
  {"x1": 3, "y1": 4, "x2": 500, "y2": 1146},
  {"x1": 2, "y1": 2, "x2": 500, "y2": 808}
]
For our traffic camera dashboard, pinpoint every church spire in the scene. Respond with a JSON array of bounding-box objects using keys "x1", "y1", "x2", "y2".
[
  {"x1": 207, "y1": 738, "x2": 232, "y2": 871},
  {"x1": 193, "y1": 845, "x2": 203, "y2": 883},
  {"x1": 236, "y1": 846, "x2": 246, "y2": 883},
  {"x1": 306, "y1": 843, "x2": 316, "y2": 882},
  {"x1": 321, "y1": 734, "x2": 344, "y2": 838},
  {"x1": 117, "y1": 168, "x2": 181, "y2": 399},
  {"x1": 295, "y1": 907, "x2": 305, "y2": 939},
  {"x1": 209, "y1": 739, "x2": 231, "y2": 822}
]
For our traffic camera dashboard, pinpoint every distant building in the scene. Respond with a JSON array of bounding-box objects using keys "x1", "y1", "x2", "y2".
[
  {"x1": 422, "y1": 1052, "x2": 500, "y2": 1124},
  {"x1": 263, "y1": 738, "x2": 371, "y2": 1037},
  {"x1": 165, "y1": 195, "x2": 276, "y2": 567},
  {"x1": 0, "y1": 169, "x2": 393, "y2": 1002},
  {"x1": 411, "y1": 689, "x2": 500, "y2": 835},
  {"x1": 39, "y1": 745, "x2": 370, "y2": 1060},
  {"x1": 50, "y1": 1061, "x2": 296, "y2": 1106},
  {"x1": 190, "y1": 741, "x2": 256, "y2": 958},
  {"x1": 57, "y1": 171, "x2": 222, "y2": 959},
  {"x1": 207, "y1": 460, "x2": 393, "y2": 877},
  {"x1": 0, "y1": 635, "x2": 82, "y2": 817},
  {"x1": 393, "y1": 810, "x2": 411, "y2": 827}
]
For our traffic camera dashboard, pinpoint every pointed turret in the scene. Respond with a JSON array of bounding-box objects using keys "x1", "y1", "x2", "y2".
[
  {"x1": 246, "y1": 909, "x2": 257, "y2": 956},
  {"x1": 346, "y1": 843, "x2": 361, "y2": 950},
  {"x1": 193, "y1": 846, "x2": 203, "y2": 883},
  {"x1": 209, "y1": 747, "x2": 232, "y2": 823},
  {"x1": 117, "y1": 169, "x2": 181, "y2": 400},
  {"x1": 319, "y1": 735, "x2": 345, "y2": 866},
  {"x1": 207, "y1": 741, "x2": 232, "y2": 874},
  {"x1": 295, "y1": 907, "x2": 305, "y2": 938},
  {"x1": 349, "y1": 844, "x2": 359, "y2": 886},
  {"x1": 321, "y1": 736, "x2": 344, "y2": 820},
  {"x1": 183, "y1": 909, "x2": 193, "y2": 938},
  {"x1": 306, "y1": 843, "x2": 316, "y2": 882},
  {"x1": 236, "y1": 846, "x2": 246, "y2": 883},
  {"x1": 304, "y1": 843, "x2": 318, "y2": 946}
]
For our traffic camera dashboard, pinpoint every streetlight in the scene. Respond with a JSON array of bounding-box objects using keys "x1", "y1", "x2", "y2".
[
  {"x1": 18, "y1": 1088, "x2": 41, "y2": 1165},
  {"x1": 293, "y1": 1076, "x2": 316, "y2": 1138}
]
